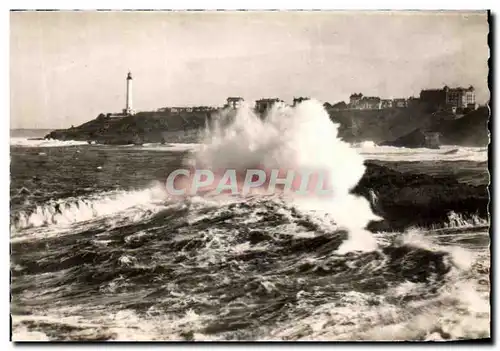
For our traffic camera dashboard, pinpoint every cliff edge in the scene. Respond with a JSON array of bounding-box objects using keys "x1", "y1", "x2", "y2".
[
  {"x1": 45, "y1": 110, "x2": 211, "y2": 145},
  {"x1": 45, "y1": 105, "x2": 489, "y2": 148}
]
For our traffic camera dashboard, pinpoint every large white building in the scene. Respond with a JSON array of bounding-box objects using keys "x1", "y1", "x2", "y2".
[{"x1": 444, "y1": 86, "x2": 476, "y2": 109}]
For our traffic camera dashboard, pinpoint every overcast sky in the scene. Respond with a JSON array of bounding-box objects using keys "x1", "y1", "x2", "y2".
[{"x1": 11, "y1": 10, "x2": 489, "y2": 129}]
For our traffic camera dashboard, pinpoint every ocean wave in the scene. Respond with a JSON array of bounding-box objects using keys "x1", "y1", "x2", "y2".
[
  {"x1": 10, "y1": 100, "x2": 490, "y2": 341},
  {"x1": 11, "y1": 198, "x2": 490, "y2": 341},
  {"x1": 134, "y1": 141, "x2": 487, "y2": 163},
  {"x1": 10, "y1": 184, "x2": 170, "y2": 235}
]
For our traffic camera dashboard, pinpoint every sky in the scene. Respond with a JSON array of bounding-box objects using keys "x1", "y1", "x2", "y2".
[{"x1": 10, "y1": 10, "x2": 490, "y2": 129}]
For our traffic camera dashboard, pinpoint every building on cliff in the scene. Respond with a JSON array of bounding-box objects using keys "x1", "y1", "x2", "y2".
[
  {"x1": 359, "y1": 96, "x2": 382, "y2": 109},
  {"x1": 393, "y1": 98, "x2": 408, "y2": 108},
  {"x1": 156, "y1": 106, "x2": 217, "y2": 114},
  {"x1": 381, "y1": 99, "x2": 393, "y2": 109},
  {"x1": 226, "y1": 97, "x2": 244, "y2": 109},
  {"x1": 420, "y1": 85, "x2": 477, "y2": 112},
  {"x1": 255, "y1": 98, "x2": 285, "y2": 114},
  {"x1": 444, "y1": 86, "x2": 476, "y2": 109},
  {"x1": 349, "y1": 93, "x2": 363, "y2": 108},
  {"x1": 348, "y1": 94, "x2": 382, "y2": 110}
]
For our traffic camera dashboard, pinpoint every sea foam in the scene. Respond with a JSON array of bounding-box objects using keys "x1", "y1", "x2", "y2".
[{"x1": 184, "y1": 99, "x2": 381, "y2": 252}]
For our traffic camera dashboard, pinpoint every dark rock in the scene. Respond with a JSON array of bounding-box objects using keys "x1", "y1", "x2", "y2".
[
  {"x1": 382, "y1": 245, "x2": 451, "y2": 283},
  {"x1": 354, "y1": 162, "x2": 489, "y2": 231},
  {"x1": 380, "y1": 128, "x2": 440, "y2": 149},
  {"x1": 434, "y1": 106, "x2": 490, "y2": 146}
]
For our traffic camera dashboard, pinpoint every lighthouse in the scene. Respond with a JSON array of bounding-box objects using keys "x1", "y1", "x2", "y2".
[{"x1": 124, "y1": 71, "x2": 134, "y2": 115}]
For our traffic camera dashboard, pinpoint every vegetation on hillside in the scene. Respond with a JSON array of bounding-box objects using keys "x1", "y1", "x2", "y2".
[{"x1": 45, "y1": 110, "x2": 211, "y2": 144}]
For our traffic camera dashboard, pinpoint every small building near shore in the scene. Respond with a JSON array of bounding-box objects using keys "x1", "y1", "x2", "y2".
[{"x1": 424, "y1": 132, "x2": 441, "y2": 149}]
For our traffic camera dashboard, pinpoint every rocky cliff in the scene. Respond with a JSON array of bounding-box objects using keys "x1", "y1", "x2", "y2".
[
  {"x1": 45, "y1": 110, "x2": 211, "y2": 145},
  {"x1": 45, "y1": 105, "x2": 489, "y2": 148},
  {"x1": 377, "y1": 106, "x2": 490, "y2": 148},
  {"x1": 354, "y1": 161, "x2": 489, "y2": 231}
]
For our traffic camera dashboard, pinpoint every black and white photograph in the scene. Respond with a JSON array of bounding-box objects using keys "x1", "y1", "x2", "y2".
[{"x1": 9, "y1": 9, "x2": 491, "y2": 342}]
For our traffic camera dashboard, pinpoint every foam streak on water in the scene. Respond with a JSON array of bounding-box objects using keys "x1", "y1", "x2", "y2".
[
  {"x1": 123, "y1": 142, "x2": 488, "y2": 162},
  {"x1": 10, "y1": 137, "x2": 90, "y2": 148},
  {"x1": 10, "y1": 184, "x2": 170, "y2": 236},
  {"x1": 354, "y1": 142, "x2": 487, "y2": 162}
]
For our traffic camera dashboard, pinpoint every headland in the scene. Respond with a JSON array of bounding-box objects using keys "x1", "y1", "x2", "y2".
[{"x1": 43, "y1": 73, "x2": 490, "y2": 148}]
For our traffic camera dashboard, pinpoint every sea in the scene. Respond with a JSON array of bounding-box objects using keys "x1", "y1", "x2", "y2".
[{"x1": 10, "y1": 102, "x2": 490, "y2": 341}]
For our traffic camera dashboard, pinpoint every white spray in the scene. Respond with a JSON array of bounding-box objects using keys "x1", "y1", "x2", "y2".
[{"x1": 188, "y1": 99, "x2": 381, "y2": 252}]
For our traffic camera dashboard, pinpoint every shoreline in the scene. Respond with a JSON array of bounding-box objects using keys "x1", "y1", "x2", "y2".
[{"x1": 41, "y1": 105, "x2": 490, "y2": 149}]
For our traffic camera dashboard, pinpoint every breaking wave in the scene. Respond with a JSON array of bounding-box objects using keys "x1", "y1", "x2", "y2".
[
  {"x1": 10, "y1": 137, "x2": 90, "y2": 148},
  {"x1": 431, "y1": 211, "x2": 489, "y2": 230},
  {"x1": 11, "y1": 195, "x2": 490, "y2": 341},
  {"x1": 10, "y1": 101, "x2": 490, "y2": 341},
  {"x1": 185, "y1": 100, "x2": 380, "y2": 252},
  {"x1": 10, "y1": 184, "x2": 169, "y2": 234}
]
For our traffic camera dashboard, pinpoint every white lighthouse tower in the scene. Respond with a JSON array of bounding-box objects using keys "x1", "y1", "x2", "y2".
[{"x1": 124, "y1": 71, "x2": 135, "y2": 115}]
